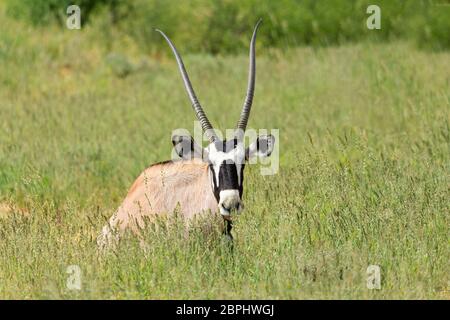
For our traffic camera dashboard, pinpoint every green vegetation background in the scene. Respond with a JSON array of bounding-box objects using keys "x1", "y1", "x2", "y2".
[
  {"x1": 5, "y1": 0, "x2": 450, "y2": 53},
  {"x1": 0, "y1": 1, "x2": 448, "y2": 299}
]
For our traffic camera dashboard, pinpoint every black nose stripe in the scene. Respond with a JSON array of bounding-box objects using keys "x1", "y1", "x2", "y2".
[
  {"x1": 210, "y1": 161, "x2": 245, "y2": 202},
  {"x1": 219, "y1": 161, "x2": 239, "y2": 191}
]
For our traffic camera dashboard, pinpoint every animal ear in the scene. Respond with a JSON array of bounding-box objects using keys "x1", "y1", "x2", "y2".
[
  {"x1": 245, "y1": 134, "x2": 275, "y2": 160},
  {"x1": 171, "y1": 134, "x2": 206, "y2": 160}
]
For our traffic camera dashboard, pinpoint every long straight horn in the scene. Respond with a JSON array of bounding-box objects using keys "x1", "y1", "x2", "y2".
[
  {"x1": 156, "y1": 29, "x2": 217, "y2": 142},
  {"x1": 236, "y1": 19, "x2": 262, "y2": 132}
]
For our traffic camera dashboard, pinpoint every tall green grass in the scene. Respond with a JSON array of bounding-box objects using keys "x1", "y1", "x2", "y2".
[{"x1": 0, "y1": 4, "x2": 449, "y2": 299}]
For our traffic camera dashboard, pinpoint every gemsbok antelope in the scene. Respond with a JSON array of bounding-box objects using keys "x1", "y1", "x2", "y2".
[{"x1": 98, "y1": 20, "x2": 275, "y2": 248}]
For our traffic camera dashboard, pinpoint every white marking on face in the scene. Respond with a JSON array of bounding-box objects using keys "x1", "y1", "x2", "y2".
[
  {"x1": 218, "y1": 190, "x2": 242, "y2": 216},
  {"x1": 207, "y1": 142, "x2": 245, "y2": 185}
]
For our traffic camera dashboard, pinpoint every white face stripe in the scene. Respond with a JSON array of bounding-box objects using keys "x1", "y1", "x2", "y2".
[
  {"x1": 236, "y1": 163, "x2": 242, "y2": 185},
  {"x1": 207, "y1": 142, "x2": 245, "y2": 185}
]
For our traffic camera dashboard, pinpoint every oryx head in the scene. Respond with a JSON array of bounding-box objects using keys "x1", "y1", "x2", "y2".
[{"x1": 157, "y1": 20, "x2": 275, "y2": 218}]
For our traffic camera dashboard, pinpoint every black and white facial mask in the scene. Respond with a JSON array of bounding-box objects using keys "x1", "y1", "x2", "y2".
[{"x1": 172, "y1": 134, "x2": 275, "y2": 217}]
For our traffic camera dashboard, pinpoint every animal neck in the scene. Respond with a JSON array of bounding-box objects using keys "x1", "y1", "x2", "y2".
[{"x1": 156, "y1": 159, "x2": 219, "y2": 217}]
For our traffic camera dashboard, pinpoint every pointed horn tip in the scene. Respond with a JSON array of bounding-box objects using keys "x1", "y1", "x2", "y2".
[
  {"x1": 155, "y1": 29, "x2": 168, "y2": 38},
  {"x1": 252, "y1": 19, "x2": 263, "y2": 36},
  {"x1": 155, "y1": 29, "x2": 172, "y2": 43}
]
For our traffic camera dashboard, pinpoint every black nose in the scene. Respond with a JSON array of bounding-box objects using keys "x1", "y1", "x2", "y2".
[{"x1": 222, "y1": 203, "x2": 240, "y2": 211}]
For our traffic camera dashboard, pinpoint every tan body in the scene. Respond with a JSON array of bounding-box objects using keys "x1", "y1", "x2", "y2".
[{"x1": 98, "y1": 160, "x2": 218, "y2": 247}]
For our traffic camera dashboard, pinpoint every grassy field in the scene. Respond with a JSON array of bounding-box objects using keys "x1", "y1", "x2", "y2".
[{"x1": 0, "y1": 9, "x2": 449, "y2": 299}]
